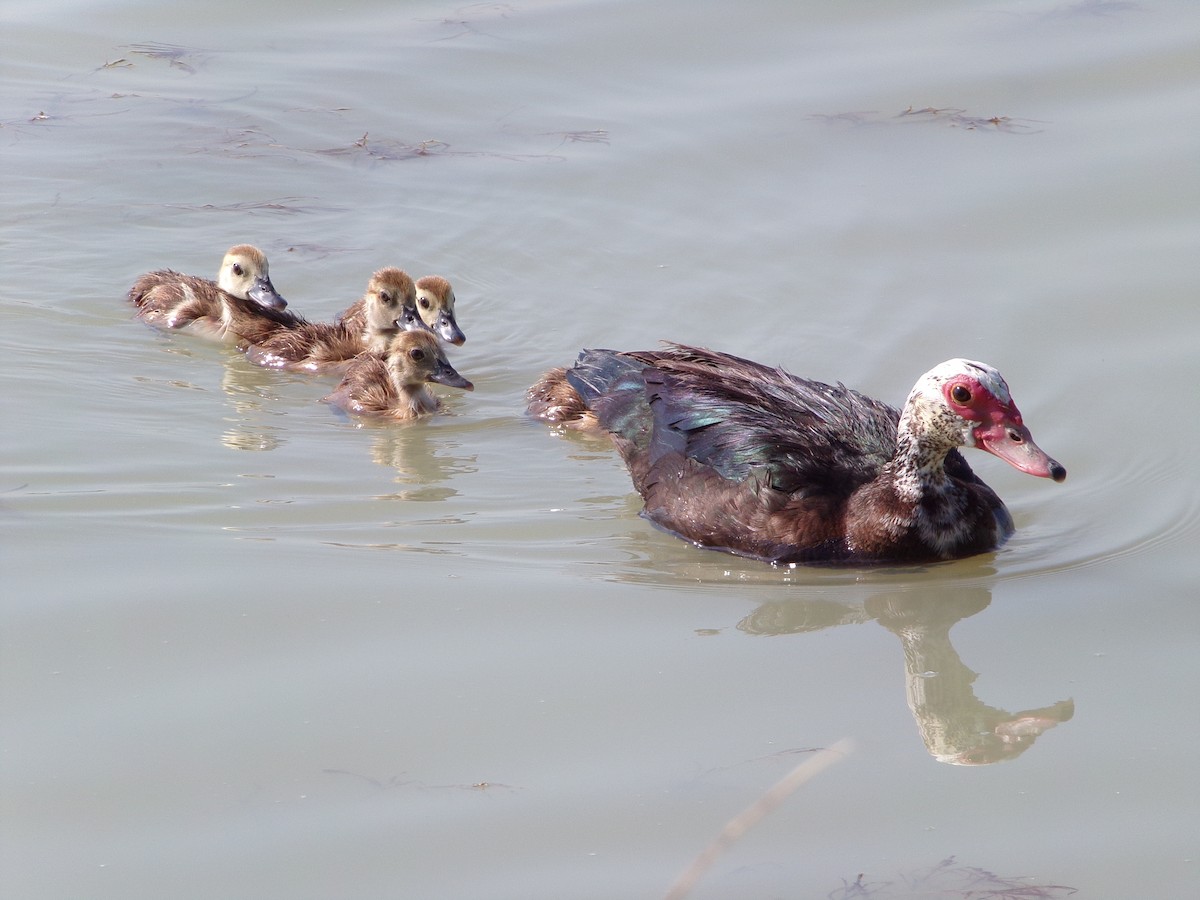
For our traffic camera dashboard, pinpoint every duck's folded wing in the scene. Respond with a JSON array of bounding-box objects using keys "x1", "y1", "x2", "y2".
[
  {"x1": 639, "y1": 352, "x2": 902, "y2": 500},
  {"x1": 564, "y1": 349, "x2": 658, "y2": 447}
]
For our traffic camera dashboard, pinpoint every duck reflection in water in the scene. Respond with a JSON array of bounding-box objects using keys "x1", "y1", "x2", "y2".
[{"x1": 739, "y1": 584, "x2": 1073, "y2": 766}]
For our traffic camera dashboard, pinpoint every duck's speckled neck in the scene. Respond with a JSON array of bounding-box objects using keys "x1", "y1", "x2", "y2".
[{"x1": 889, "y1": 392, "x2": 968, "y2": 502}]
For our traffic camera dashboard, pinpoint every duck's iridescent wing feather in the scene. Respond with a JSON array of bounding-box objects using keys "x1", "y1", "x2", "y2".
[
  {"x1": 632, "y1": 346, "x2": 902, "y2": 499},
  {"x1": 565, "y1": 349, "x2": 656, "y2": 449}
]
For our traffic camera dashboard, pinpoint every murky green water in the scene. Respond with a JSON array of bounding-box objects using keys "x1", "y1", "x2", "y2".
[{"x1": 4, "y1": 1, "x2": 1199, "y2": 897}]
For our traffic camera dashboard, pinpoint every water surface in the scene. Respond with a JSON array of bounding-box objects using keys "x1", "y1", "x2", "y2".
[{"x1": 4, "y1": 1, "x2": 1199, "y2": 897}]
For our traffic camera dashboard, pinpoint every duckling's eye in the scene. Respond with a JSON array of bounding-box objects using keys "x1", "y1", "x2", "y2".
[
  {"x1": 419, "y1": 298, "x2": 431, "y2": 309},
  {"x1": 408, "y1": 348, "x2": 426, "y2": 362},
  {"x1": 380, "y1": 292, "x2": 394, "y2": 305},
  {"x1": 232, "y1": 263, "x2": 245, "y2": 276},
  {"x1": 951, "y1": 385, "x2": 972, "y2": 404}
]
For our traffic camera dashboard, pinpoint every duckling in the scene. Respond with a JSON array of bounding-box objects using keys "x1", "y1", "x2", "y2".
[
  {"x1": 323, "y1": 330, "x2": 474, "y2": 421},
  {"x1": 128, "y1": 244, "x2": 290, "y2": 339},
  {"x1": 243, "y1": 268, "x2": 416, "y2": 374},
  {"x1": 336, "y1": 274, "x2": 464, "y2": 344},
  {"x1": 415, "y1": 275, "x2": 467, "y2": 345}
]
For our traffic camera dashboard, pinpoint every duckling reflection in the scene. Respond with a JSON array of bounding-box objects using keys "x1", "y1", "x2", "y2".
[
  {"x1": 216, "y1": 356, "x2": 297, "y2": 452},
  {"x1": 738, "y1": 584, "x2": 1073, "y2": 765},
  {"x1": 220, "y1": 427, "x2": 283, "y2": 453},
  {"x1": 366, "y1": 428, "x2": 477, "y2": 501}
]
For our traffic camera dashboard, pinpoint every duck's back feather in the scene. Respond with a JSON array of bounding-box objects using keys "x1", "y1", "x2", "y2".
[
  {"x1": 128, "y1": 269, "x2": 186, "y2": 310},
  {"x1": 573, "y1": 345, "x2": 904, "y2": 492}
]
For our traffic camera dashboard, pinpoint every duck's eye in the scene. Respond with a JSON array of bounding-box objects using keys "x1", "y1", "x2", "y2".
[
  {"x1": 408, "y1": 348, "x2": 426, "y2": 361},
  {"x1": 380, "y1": 292, "x2": 394, "y2": 305},
  {"x1": 951, "y1": 385, "x2": 972, "y2": 404},
  {"x1": 419, "y1": 298, "x2": 431, "y2": 309},
  {"x1": 232, "y1": 263, "x2": 244, "y2": 276}
]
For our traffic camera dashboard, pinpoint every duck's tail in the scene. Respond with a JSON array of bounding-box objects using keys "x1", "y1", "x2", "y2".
[
  {"x1": 526, "y1": 349, "x2": 650, "y2": 435},
  {"x1": 526, "y1": 366, "x2": 586, "y2": 423}
]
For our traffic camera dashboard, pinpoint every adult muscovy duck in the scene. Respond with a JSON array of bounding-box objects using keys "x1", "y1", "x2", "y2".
[{"x1": 526, "y1": 345, "x2": 1065, "y2": 565}]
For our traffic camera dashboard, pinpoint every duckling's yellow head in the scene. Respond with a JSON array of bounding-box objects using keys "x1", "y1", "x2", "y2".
[
  {"x1": 364, "y1": 267, "x2": 417, "y2": 330},
  {"x1": 218, "y1": 245, "x2": 287, "y2": 310},
  {"x1": 384, "y1": 330, "x2": 473, "y2": 392},
  {"x1": 415, "y1": 275, "x2": 466, "y2": 345}
]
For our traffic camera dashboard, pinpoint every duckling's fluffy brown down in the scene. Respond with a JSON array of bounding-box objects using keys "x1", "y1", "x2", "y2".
[
  {"x1": 323, "y1": 330, "x2": 474, "y2": 421},
  {"x1": 243, "y1": 268, "x2": 417, "y2": 374},
  {"x1": 129, "y1": 247, "x2": 290, "y2": 336},
  {"x1": 129, "y1": 244, "x2": 291, "y2": 340}
]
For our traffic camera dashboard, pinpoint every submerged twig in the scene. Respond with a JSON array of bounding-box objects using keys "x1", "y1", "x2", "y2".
[
  {"x1": 812, "y1": 106, "x2": 1044, "y2": 134},
  {"x1": 540, "y1": 129, "x2": 610, "y2": 148},
  {"x1": 663, "y1": 737, "x2": 854, "y2": 900},
  {"x1": 123, "y1": 41, "x2": 207, "y2": 74}
]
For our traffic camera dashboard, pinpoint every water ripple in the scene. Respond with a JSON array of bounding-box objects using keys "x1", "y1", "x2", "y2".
[{"x1": 994, "y1": 445, "x2": 1200, "y2": 581}]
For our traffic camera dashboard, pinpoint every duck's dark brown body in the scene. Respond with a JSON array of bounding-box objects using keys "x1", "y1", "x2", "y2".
[{"x1": 527, "y1": 345, "x2": 1064, "y2": 565}]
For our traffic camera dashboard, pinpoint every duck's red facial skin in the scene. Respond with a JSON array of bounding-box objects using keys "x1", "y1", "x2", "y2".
[{"x1": 943, "y1": 377, "x2": 1067, "y2": 482}]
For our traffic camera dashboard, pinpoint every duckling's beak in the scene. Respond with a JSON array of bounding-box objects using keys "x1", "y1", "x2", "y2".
[
  {"x1": 395, "y1": 306, "x2": 434, "y2": 334},
  {"x1": 429, "y1": 357, "x2": 474, "y2": 392},
  {"x1": 975, "y1": 419, "x2": 1066, "y2": 482},
  {"x1": 247, "y1": 275, "x2": 288, "y2": 311},
  {"x1": 430, "y1": 310, "x2": 466, "y2": 346}
]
